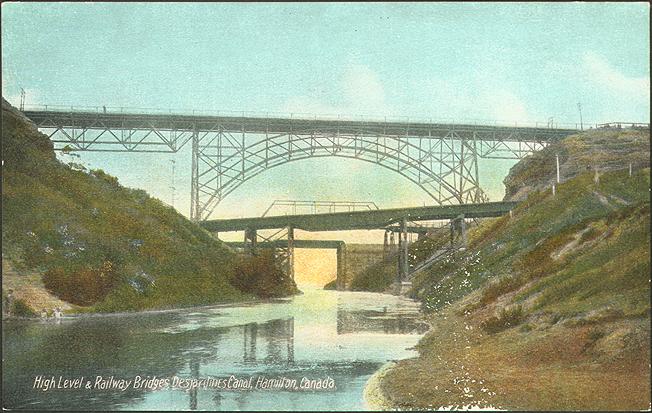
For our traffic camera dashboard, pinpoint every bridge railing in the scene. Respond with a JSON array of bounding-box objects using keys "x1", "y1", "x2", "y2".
[
  {"x1": 22, "y1": 103, "x2": 585, "y2": 130},
  {"x1": 261, "y1": 200, "x2": 379, "y2": 217}
]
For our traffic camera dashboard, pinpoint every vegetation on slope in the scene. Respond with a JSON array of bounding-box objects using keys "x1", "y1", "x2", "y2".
[
  {"x1": 1, "y1": 99, "x2": 298, "y2": 313},
  {"x1": 375, "y1": 127, "x2": 650, "y2": 410},
  {"x1": 342, "y1": 228, "x2": 454, "y2": 292}
]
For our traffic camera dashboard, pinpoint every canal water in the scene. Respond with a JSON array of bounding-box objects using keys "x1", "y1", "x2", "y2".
[{"x1": 2, "y1": 287, "x2": 428, "y2": 411}]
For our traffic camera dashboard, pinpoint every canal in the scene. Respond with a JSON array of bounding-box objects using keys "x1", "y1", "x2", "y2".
[{"x1": 3, "y1": 287, "x2": 428, "y2": 411}]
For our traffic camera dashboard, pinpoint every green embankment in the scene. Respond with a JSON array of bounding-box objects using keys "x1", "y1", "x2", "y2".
[
  {"x1": 2, "y1": 98, "x2": 298, "y2": 314},
  {"x1": 373, "y1": 128, "x2": 650, "y2": 411},
  {"x1": 339, "y1": 226, "x2": 454, "y2": 292}
]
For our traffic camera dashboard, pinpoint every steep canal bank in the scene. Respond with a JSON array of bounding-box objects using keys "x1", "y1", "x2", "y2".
[
  {"x1": 2, "y1": 98, "x2": 298, "y2": 316},
  {"x1": 370, "y1": 128, "x2": 651, "y2": 410}
]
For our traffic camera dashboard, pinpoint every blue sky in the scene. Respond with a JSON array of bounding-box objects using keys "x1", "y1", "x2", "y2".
[{"x1": 2, "y1": 2, "x2": 649, "y2": 242}]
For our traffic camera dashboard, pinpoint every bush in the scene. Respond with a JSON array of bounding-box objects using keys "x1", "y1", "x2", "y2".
[
  {"x1": 480, "y1": 275, "x2": 525, "y2": 306},
  {"x1": 481, "y1": 305, "x2": 524, "y2": 334},
  {"x1": 43, "y1": 260, "x2": 120, "y2": 306},
  {"x1": 12, "y1": 299, "x2": 37, "y2": 317},
  {"x1": 232, "y1": 249, "x2": 298, "y2": 298}
]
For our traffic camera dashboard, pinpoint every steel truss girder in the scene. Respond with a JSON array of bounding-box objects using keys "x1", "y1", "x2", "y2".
[
  {"x1": 192, "y1": 129, "x2": 486, "y2": 220},
  {"x1": 25, "y1": 112, "x2": 572, "y2": 221}
]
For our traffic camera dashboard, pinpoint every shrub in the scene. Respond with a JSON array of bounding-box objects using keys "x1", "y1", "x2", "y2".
[
  {"x1": 232, "y1": 249, "x2": 298, "y2": 298},
  {"x1": 12, "y1": 299, "x2": 37, "y2": 317},
  {"x1": 481, "y1": 305, "x2": 524, "y2": 334},
  {"x1": 479, "y1": 275, "x2": 525, "y2": 306},
  {"x1": 43, "y1": 260, "x2": 120, "y2": 306}
]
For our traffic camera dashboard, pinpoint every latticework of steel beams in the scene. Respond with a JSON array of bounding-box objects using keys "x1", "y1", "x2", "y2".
[{"x1": 23, "y1": 109, "x2": 577, "y2": 221}]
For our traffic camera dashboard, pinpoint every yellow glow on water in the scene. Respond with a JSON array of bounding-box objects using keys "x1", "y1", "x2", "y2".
[{"x1": 294, "y1": 249, "x2": 336, "y2": 287}]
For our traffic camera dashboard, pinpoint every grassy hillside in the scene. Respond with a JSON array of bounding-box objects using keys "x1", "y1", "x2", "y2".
[
  {"x1": 375, "y1": 128, "x2": 650, "y2": 410},
  {"x1": 1, "y1": 99, "x2": 298, "y2": 314}
]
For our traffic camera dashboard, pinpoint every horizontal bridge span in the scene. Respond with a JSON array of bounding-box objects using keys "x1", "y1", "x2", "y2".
[
  {"x1": 226, "y1": 240, "x2": 344, "y2": 249},
  {"x1": 23, "y1": 110, "x2": 576, "y2": 142},
  {"x1": 201, "y1": 201, "x2": 518, "y2": 232}
]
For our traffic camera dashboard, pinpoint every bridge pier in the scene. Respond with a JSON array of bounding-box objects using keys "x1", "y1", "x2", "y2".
[
  {"x1": 287, "y1": 226, "x2": 295, "y2": 280},
  {"x1": 244, "y1": 228, "x2": 258, "y2": 254},
  {"x1": 397, "y1": 217, "x2": 409, "y2": 282},
  {"x1": 449, "y1": 214, "x2": 467, "y2": 248},
  {"x1": 336, "y1": 243, "x2": 346, "y2": 290}
]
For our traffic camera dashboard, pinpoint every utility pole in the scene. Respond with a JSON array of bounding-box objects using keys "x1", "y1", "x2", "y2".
[
  {"x1": 577, "y1": 102, "x2": 583, "y2": 131},
  {"x1": 556, "y1": 154, "x2": 560, "y2": 183},
  {"x1": 170, "y1": 159, "x2": 176, "y2": 209},
  {"x1": 19, "y1": 88, "x2": 25, "y2": 111}
]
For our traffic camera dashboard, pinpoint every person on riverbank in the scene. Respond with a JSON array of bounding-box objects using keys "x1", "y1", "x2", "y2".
[{"x1": 53, "y1": 307, "x2": 63, "y2": 321}]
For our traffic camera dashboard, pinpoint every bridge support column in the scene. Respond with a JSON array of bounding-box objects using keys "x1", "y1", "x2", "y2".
[
  {"x1": 397, "y1": 218, "x2": 409, "y2": 282},
  {"x1": 244, "y1": 228, "x2": 257, "y2": 254},
  {"x1": 460, "y1": 214, "x2": 467, "y2": 247},
  {"x1": 383, "y1": 230, "x2": 390, "y2": 259},
  {"x1": 287, "y1": 226, "x2": 295, "y2": 280},
  {"x1": 190, "y1": 126, "x2": 200, "y2": 221},
  {"x1": 336, "y1": 243, "x2": 346, "y2": 291}
]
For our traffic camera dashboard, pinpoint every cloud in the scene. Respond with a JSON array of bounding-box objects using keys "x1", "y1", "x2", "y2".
[
  {"x1": 340, "y1": 64, "x2": 387, "y2": 114},
  {"x1": 485, "y1": 89, "x2": 530, "y2": 124},
  {"x1": 281, "y1": 63, "x2": 389, "y2": 118},
  {"x1": 583, "y1": 52, "x2": 650, "y2": 101},
  {"x1": 421, "y1": 77, "x2": 533, "y2": 125}
]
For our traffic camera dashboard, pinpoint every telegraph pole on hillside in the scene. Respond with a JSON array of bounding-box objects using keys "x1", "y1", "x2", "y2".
[
  {"x1": 170, "y1": 159, "x2": 176, "y2": 209},
  {"x1": 577, "y1": 102, "x2": 584, "y2": 131},
  {"x1": 19, "y1": 88, "x2": 25, "y2": 111}
]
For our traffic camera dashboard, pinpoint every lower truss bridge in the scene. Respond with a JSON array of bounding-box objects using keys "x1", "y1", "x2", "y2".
[
  {"x1": 23, "y1": 106, "x2": 576, "y2": 221},
  {"x1": 202, "y1": 201, "x2": 517, "y2": 289}
]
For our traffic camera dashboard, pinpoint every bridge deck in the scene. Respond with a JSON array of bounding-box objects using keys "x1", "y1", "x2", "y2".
[
  {"x1": 201, "y1": 201, "x2": 517, "y2": 232},
  {"x1": 226, "y1": 240, "x2": 344, "y2": 249},
  {"x1": 24, "y1": 110, "x2": 577, "y2": 142}
]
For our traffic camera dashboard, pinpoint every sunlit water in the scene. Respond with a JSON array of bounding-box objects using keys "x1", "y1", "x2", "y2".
[{"x1": 3, "y1": 286, "x2": 428, "y2": 411}]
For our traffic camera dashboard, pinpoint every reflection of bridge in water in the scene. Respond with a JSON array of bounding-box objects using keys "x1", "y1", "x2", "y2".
[
  {"x1": 182, "y1": 307, "x2": 422, "y2": 410},
  {"x1": 242, "y1": 318, "x2": 295, "y2": 365},
  {"x1": 336, "y1": 307, "x2": 430, "y2": 335}
]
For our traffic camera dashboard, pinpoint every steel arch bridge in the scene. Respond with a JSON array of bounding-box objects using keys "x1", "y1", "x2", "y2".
[{"x1": 22, "y1": 106, "x2": 578, "y2": 221}]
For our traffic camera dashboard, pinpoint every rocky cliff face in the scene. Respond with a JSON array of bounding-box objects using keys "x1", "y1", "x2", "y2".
[{"x1": 503, "y1": 127, "x2": 650, "y2": 201}]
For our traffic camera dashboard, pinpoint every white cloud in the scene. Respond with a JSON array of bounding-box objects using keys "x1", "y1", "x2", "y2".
[
  {"x1": 583, "y1": 52, "x2": 650, "y2": 101},
  {"x1": 485, "y1": 89, "x2": 530, "y2": 125},
  {"x1": 280, "y1": 63, "x2": 389, "y2": 118},
  {"x1": 340, "y1": 64, "x2": 387, "y2": 114},
  {"x1": 421, "y1": 77, "x2": 533, "y2": 125}
]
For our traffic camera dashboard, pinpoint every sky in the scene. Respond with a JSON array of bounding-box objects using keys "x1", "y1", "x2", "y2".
[{"x1": 2, "y1": 2, "x2": 650, "y2": 251}]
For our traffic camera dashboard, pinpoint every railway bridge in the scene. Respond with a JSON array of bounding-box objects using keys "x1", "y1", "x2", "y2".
[
  {"x1": 203, "y1": 201, "x2": 517, "y2": 287},
  {"x1": 23, "y1": 106, "x2": 576, "y2": 221}
]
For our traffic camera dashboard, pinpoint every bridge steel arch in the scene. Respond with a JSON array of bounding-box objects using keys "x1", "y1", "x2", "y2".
[
  {"x1": 23, "y1": 108, "x2": 578, "y2": 221},
  {"x1": 194, "y1": 129, "x2": 485, "y2": 220}
]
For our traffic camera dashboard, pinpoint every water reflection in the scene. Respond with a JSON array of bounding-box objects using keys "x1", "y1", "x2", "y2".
[{"x1": 3, "y1": 288, "x2": 426, "y2": 411}]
